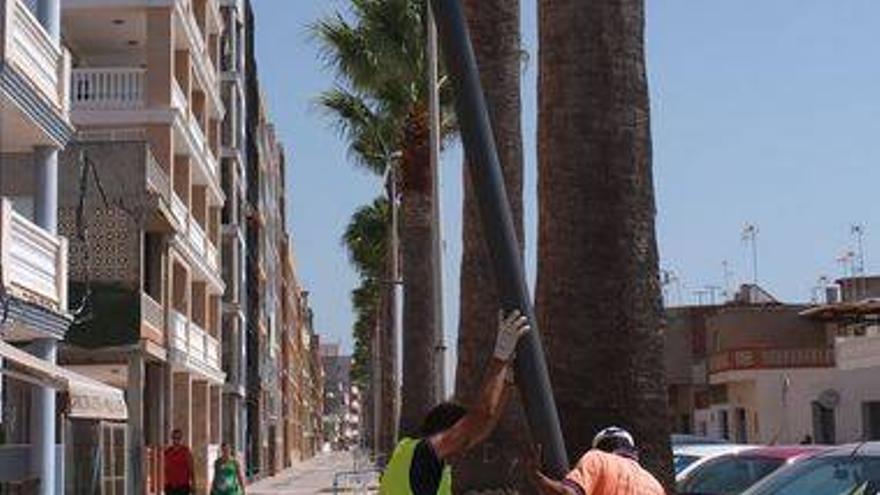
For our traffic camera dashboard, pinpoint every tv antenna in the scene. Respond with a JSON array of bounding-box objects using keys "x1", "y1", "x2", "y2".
[{"x1": 741, "y1": 224, "x2": 759, "y2": 284}]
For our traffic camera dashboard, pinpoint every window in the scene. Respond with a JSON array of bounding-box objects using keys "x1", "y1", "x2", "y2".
[
  {"x1": 863, "y1": 402, "x2": 880, "y2": 441},
  {"x1": 102, "y1": 423, "x2": 127, "y2": 495},
  {"x1": 679, "y1": 456, "x2": 784, "y2": 495},
  {"x1": 813, "y1": 401, "x2": 836, "y2": 444},
  {"x1": 746, "y1": 456, "x2": 880, "y2": 495},
  {"x1": 674, "y1": 454, "x2": 700, "y2": 474}
]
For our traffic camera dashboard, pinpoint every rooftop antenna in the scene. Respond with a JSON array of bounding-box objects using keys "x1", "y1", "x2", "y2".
[
  {"x1": 722, "y1": 260, "x2": 734, "y2": 302},
  {"x1": 741, "y1": 223, "x2": 759, "y2": 284},
  {"x1": 851, "y1": 224, "x2": 866, "y2": 275}
]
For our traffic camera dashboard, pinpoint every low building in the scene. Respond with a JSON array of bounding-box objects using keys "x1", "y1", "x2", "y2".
[{"x1": 665, "y1": 282, "x2": 880, "y2": 445}]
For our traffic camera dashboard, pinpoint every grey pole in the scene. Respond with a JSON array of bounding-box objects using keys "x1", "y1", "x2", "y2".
[
  {"x1": 426, "y1": 4, "x2": 446, "y2": 402},
  {"x1": 429, "y1": 0, "x2": 569, "y2": 478}
]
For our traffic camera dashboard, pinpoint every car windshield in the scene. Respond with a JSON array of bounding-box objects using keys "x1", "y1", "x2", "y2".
[
  {"x1": 679, "y1": 456, "x2": 785, "y2": 495},
  {"x1": 745, "y1": 456, "x2": 880, "y2": 495},
  {"x1": 676, "y1": 454, "x2": 701, "y2": 474}
]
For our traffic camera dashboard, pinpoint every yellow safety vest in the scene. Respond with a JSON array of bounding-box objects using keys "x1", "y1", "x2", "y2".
[{"x1": 379, "y1": 437, "x2": 452, "y2": 495}]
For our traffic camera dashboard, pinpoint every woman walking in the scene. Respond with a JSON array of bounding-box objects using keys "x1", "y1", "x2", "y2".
[{"x1": 210, "y1": 443, "x2": 247, "y2": 495}]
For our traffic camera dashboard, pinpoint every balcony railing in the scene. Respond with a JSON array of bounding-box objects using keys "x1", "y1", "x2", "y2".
[
  {"x1": 70, "y1": 67, "x2": 145, "y2": 110},
  {"x1": 169, "y1": 309, "x2": 189, "y2": 354},
  {"x1": 0, "y1": 199, "x2": 67, "y2": 312},
  {"x1": 170, "y1": 194, "x2": 188, "y2": 230},
  {"x1": 189, "y1": 219, "x2": 207, "y2": 258},
  {"x1": 141, "y1": 292, "x2": 164, "y2": 333},
  {"x1": 168, "y1": 309, "x2": 221, "y2": 374},
  {"x1": 708, "y1": 347, "x2": 835, "y2": 374},
  {"x1": 1, "y1": 0, "x2": 65, "y2": 109},
  {"x1": 145, "y1": 151, "x2": 172, "y2": 206}
]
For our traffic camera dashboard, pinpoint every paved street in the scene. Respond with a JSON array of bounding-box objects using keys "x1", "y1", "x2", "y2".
[{"x1": 248, "y1": 451, "x2": 378, "y2": 494}]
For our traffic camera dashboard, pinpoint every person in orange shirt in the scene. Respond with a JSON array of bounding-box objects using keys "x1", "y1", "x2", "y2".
[{"x1": 532, "y1": 427, "x2": 665, "y2": 495}]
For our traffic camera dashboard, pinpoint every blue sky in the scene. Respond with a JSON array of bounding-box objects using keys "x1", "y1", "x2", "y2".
[{"x1": 253, "y1": 1, "x2": 880, "y2": 360}]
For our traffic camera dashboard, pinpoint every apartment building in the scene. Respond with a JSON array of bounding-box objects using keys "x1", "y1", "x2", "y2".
[
  {"x1": 219, "y1": 0, "x2": 248, "y2": 457},
  {"x1": 1, "y1": 1, "x2": 127, "y2": 494},
  {"x1": 321, "y1": 344, "x2": 360, "y2": 450},
  {"x1": 57, "y1": 0, "x2": 227, "y2": 493},
  {"x1": 665, "y1": 282, "x2": 880, "y2": 445}
]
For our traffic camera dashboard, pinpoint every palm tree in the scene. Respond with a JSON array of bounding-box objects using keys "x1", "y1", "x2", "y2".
[
  {"x1": 342, "y1": 198, "x2": 394, "y2": 455},
  {"x1": 453, "y1": 0, "x2": 527, "y2": 490},
  {"x1": 314, "y1": 0, "x2": 457, "y2": 438},
  {"x1": 535, "y1": 0, "x2": 673, "y2": 486}
]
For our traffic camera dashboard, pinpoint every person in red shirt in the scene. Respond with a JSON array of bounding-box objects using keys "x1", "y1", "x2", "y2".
[
  {"x1": 532, "y1": 427, "x2": 665, "y2": 495},
  {"x1": 165, "y1": 428, "x2": 196, "y2": 495}
]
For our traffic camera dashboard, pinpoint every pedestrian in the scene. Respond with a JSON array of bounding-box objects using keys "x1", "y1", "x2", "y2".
[
  {"x1": 378, "y1": 310, "x2": 531, "y2": 495},
  {"x1": 210, "y1": 443, "x2": 247, "y2": 495},
  {"x1": 165, "y1": 428, "x2": 195, "y2": 495},
  {"x1": 531, "y1": 427, "x2": 665, "y2": 495}
]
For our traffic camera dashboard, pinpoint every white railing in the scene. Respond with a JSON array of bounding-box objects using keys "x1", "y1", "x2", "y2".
[
  {"x1": 836, "y1": 335, "x2": 880, "y2": 370},
  {"x1": 0, "y1": 199, "x2": 67, "y2": 311},
  {"x1": 206, "y1": 241, "x2": 218, "y2": 271},
  {"x1": 3, "y1": 0, "x2": 62, "y2": 107},
  {"x1": 189, "y1": 219, "x2": 207, "y2": 258},
  {"x1": 205, "y1": 333, "x2": 220, "y2": 370},
  {"x1": 170, "y1": 193, "x2": 188, "y2": 231},
  {"x1": 172, "y1": 77, "x2": 187, "y2": 112},
  {"x1": 141, "y1": 292, "x2": 164, "y2": 333},
  {"x1": 168, "y1": 309, "x2": 189, "y2": 354},
  {"x1": 70, "y1": 67, "x2": 145, "y2": 110},
  {"x1": 189, "y1": 321, "x2": 206, "y2": 361}
]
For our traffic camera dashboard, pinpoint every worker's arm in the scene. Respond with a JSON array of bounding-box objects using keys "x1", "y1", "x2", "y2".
[{"x1": 429, "y1": 310, "x2": 530, "y2": 460}]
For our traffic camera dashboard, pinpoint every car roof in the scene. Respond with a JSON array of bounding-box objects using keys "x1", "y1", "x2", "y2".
[
  {"x1": 811, "y1": 442, "x2": 880, "y2": 457},
  {"x1": 736, "y1": 445, "x2": 832, "y2": 460},
  {"x1": 674, "y1": 444, "x2": 755, "y2": 457},
  {"x1": 672, "y1": 434, "x2": 730, "y2": 446}
]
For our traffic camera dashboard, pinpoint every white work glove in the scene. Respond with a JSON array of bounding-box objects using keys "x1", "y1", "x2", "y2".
[{"x1": 494, "y1": 310, "x2": 530, "y2": 361}]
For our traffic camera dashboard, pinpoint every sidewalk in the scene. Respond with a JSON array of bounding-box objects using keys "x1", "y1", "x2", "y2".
[{"x1": 248, "y1": 451, "x2": 378, "y2": 494}]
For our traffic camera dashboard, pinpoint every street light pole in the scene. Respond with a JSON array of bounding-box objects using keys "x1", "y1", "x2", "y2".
[
  {"x1": 427, "y1": 3, "x2": 447, "y2": 402},
  {"x1": 429, "y1": 0, "x2": 569, "y2": 479}
]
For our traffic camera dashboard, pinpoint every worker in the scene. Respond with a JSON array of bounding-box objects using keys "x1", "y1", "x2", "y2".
[
  {"x1": 532, "y1": 426, "x2": 665, "y2": 495},
  {"x1": 379, "y1": 310, "x2": 531, "y2": 495}
]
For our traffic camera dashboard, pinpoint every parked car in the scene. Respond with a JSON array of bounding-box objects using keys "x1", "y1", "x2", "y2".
[
  {"x1": 742, "y1": 443, "x2": 880, "y2": 495},
  {"x1": 673, "y1": 434, "x2": 732, "y2": 446},
  {"x1": 678, "y1": 445, "x2": 830, "y2": 495},
  {"x1": 675, "y1": 444, "x2": 756, "y2": 480}
]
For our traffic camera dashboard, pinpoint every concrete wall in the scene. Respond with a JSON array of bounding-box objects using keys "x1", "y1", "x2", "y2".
[
  {"x1": 58, "y1": 143, "x2": 148, "y2": 286},
  {"x1": 707, "y1": 305, "x2": 828, "y2": 353},
  {"x1": 707, "y1": 366, "x2": 880, "y2": 445}
]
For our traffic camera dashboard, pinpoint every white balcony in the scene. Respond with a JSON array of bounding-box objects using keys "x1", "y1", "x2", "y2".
[
  {"x1": 170, "y1": 194, "x2": 188, "y2": 231},
  {"x1": 206, "y1": 240, "x2": 218, "y2": 272},
  {"x1": 169, "y1": 309, "x2": 189, "y2": 355},
  {"x1": 188, "y1": 218, "x2": 207, "y2": 258},
  {"x1": 1, "y1": 0, "x2": 66, "y2": 111},
  {"x1": 70, "y1": 67, "x2": 145, "y2": 110},
  {"x1": 0, "y1": 199, "x2": 67, "y2": 313},
  {"x1": 167, "y1": 309, "x2": 223, "y2": 381},
  {"x1": 836, "y1": 334, "x2": 880, "y2": 370}
]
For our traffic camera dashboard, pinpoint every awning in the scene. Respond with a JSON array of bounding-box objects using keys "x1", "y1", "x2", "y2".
[{"x1": 0, "y1": 340, "x2": 128, "y2": 421}]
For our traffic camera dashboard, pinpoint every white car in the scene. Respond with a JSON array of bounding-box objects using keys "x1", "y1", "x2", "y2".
[{"x1": 675, "y1": 444, "x2": 756, "y2": 482}]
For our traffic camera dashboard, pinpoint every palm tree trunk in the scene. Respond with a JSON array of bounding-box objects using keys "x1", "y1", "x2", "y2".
[
  {"x1": 399, "y1": 106, "x2": 437, "y2": 437},
  {"x1": 378, "y1": 271, "x2": 399, "y2": 460},
  {"x1": 453, "y1": 0, "x2": 526, "y2": 490},
  {"x1": 535, "y1": 0, "x2": 673, "y2": 487}
]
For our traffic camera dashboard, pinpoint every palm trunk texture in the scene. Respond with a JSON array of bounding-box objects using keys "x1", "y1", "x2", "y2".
[
  {"x1": 536, "y1": 0, "x2": 674, "y2": 488},
  {"x1": 454, "y1": 0, "x2": 527, "y2": 491},
  {"x1": 400, "y1": 105, "x2": 440, "y2": 437}
]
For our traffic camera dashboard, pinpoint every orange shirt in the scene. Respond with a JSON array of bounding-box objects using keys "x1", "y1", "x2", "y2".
[{"x1": 565, "y1": 450, "x2": 665, "y2": 495}]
